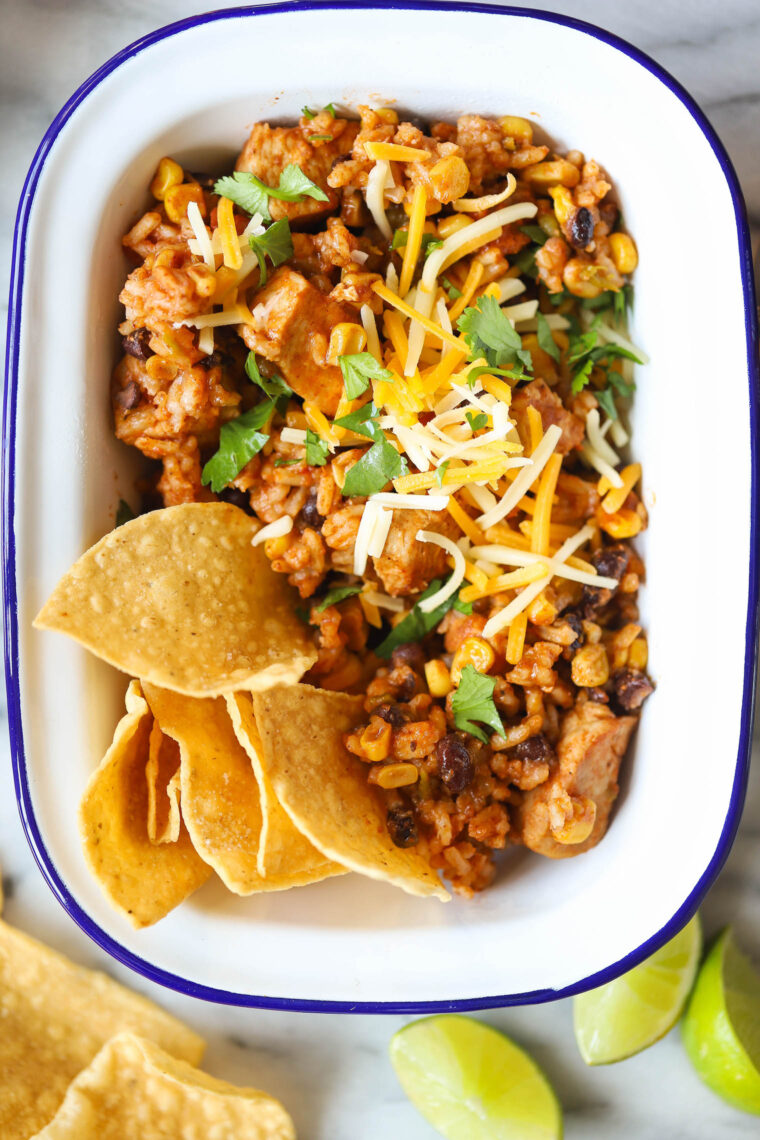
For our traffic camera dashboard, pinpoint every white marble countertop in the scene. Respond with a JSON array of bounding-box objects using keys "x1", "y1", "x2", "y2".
[{"x1": 2, "y1": 2, "x2": 759, "y2": 1137}]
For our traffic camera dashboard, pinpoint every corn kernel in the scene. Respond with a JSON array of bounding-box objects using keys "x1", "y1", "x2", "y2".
[
  {"x1": 549, "y1": 185, "x2": 574, "y2": 228},
  {"x1": 371, "y1": 762, "x2": 419, "y2": 789},
  {"x1": 360, "y1": 717, "x2": 393, "y2": 762},
  {"x1": 375, "y1": 107, "x2": 399, "y2": 124},
  {"x1": 609, "y1": 232, "x2": 638, "y2": 275},
  {"x1": 145, "y1": 356, "x2": 178, "y2": 383},
  {"x1": 628, "y1": 637, "x2": 649, "y2": 671},
  {"x1": 429, "y1": 155, "x2": 470, "y2": 204},
  {"x1": 450, "y1": 637, "x2": 496, "y2": 685},
  {"x1": 552, "y1": 796, "x2": 597, "y2": 845},
  {"x1": 523, "y1": 159, "x2": 580, "y2": 188},
  {"x1": 598, "y1": 507, "x2": 642, "y2": 539},
  {"x1": 528, "y1": 592, "x2": 558, "y2": 626},
  {"x1": 571, "y1": 643, "x2": 610, "y2": 688},
  {"x1": 264, "y1": 534, "x2": 291, "y2": 559},
  {"x1": 437, "y1": 214, "x2": 472, "y2": 238},
  {"x1": 327, "y1": 322, "x2": 366, "y2": 364},
  {"x1": 164, "y1": 183, "x2": 206, "y2": 224},
  {"x1": 562, "y1": 259, "x2": 620, "y2": 299},
  {"x1": 150, "y1": 157, "x2": 183, "y2": 201},
  {"x1": 425, "y1": 659, "x2": 453, "y2": 698},
  {"x1": 500, "y1": 115, "x2": 533, "y2": 144}
]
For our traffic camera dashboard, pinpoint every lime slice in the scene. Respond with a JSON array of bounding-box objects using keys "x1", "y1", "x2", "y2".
[
  {"x1": 573, "y1": 913, "x2": 702, "y2": 1064},
  {"x1": 682, "y1": 927, "x2": 760, "y2": 1114},
  {"x1": 389, "y1": 1013, "x2": 562, "y2": 1140}
]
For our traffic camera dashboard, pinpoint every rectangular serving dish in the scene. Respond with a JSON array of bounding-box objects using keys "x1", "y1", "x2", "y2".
[{"x1": 4, "y1": 1, "x2": 758, "y2": 1011}]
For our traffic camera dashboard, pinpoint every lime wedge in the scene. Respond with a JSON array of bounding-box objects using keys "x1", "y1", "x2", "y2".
[
  {"x1": 389, "y1": 1013, "x2": 562, "y2": 1140},
  {"x1": 682, "y1": 927, "x2": 760, "y2": 1114},
  {"x1": 573, "y1": 913, "x2": 702, "y2": 1064}
]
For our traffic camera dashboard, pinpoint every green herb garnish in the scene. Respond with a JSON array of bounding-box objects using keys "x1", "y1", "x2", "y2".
[
  {"x1": 315, "y1": 584, "x2": 363, "y2": 612},
  {"x1": 520, "y1": 224, "x2": 549, "y2": 246},
  {"x1": 376, "y1": 578, "x2": 467, "y2": 658},
  {"x1": 323, "y1": 102, "x2": 337, "y2": 118},
  {"x1": 274, "y1": 458, "x2": 300, "y2": 467},
  {"x1": 567, "y1": 320, "x2": 640, "y2": 420},
  {"x1": 301, "y1": 106, "x2": 316, "y2": 119},
  {"x1": 305, "y1": 429, "x2": 330, "y2": 467},
  {"x1": 248, "y1": 218, "x2": 294, "y2": 286},
  {"x1": 466, "y1": 410, "x2": 488, "y2": 432},
  {"x1": 435, "y1": 460, "x2": 450, "y2": 487},
  {"x1": 339, "y1": 353, "x2": 393, "y2": 400},
  {"x1": 245, "y1": 352, "x2": 292, "y2": 405},
  {"x1": 535, "y1": 311, "x2": 560, "y2": 362},
  {"x1": 341, "y1": 436, "x2": 407, "y2": 498},
  {"x1": 457, "y1": 294, "x2": 532, "y2": 373},
  {"x1": 309, "y1": 134, "x2": 334, "y2": 143},
  {"x1": 201, "y1": 402, "x2": 274, "y2": 492},
  {"x1": 215, "y1": 163, "x2": 328, "y2": 221},
  {"x1": 115, "y1": 499, "x2": 136, "y2": 528},
  {"x1": 442, "y1": 276, "x2": 462, "y2": 300},
  {"x1": 333, "y1": 401, "x2": 381, "y2": 437},
  {"x1": 451, "y1": 665, "x2": 503, "y2": 743},
  {"x1": 391, "y1": 230, "x2": 444, "y2": 257}
]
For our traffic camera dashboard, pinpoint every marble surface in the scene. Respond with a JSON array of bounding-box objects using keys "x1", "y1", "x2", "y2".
[{"x1": 2, "y1": 1, "x2": 759, "y2": 1136}]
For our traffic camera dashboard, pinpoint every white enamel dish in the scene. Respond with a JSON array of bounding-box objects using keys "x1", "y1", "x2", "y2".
[{"x1": 4, "y1": 1, "x2": 758, "y2": 1011}]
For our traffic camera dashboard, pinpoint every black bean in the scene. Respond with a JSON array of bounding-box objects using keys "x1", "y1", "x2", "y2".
[
  {"x1": 563, "y1": 610, "x2": 584, "y2": 650},
  {"x1": 199, "y1": 350, "x2": 227, "y2": 371},
  {"x1": 587, "y1": 687, "x2": 610, "y2": 703},
  {"x1": 582, "y1": 544, "x2": 630, "y2": 618},
  {"x1": 114, "y1": 380, "x2": 141, "y2": 410},
  {"x1": 435, "y1": 734, "x2": 475, "y2": 795},
  {"x1": 298, "y1": 491, "x2": 324, "y2": 530},
  {"x1": 122, "y1": 327, "x2": 152, "y2": 360},
  {"x1": 611, "y1": 668, "x2": 654, "y2": 711},
  {"x1": 514, "y1": 734, "x2": 556, "y2": 766},
  {"x1": 217, "y1": 487, "x2": 253, "y2": 514},
  {"x1": 391, "y1": 643, "x2": 426, "y2": 673},
  {"x1": 187, "y1": 171, "x2": 217, "y2": 190},
  {"x1": 569, "y1": 207, "x2": 594, "y2": 250},
  {"x1": 401, "y1": 114, "x2": 430, "y2": 135},
  {"x1": 374, "y1": 702, "x2": 405, "y2": 728},
  {"x1": 395, "y1": 667, "x2": 419, "y2": 702},
  {"x1": 386, "y1": 806, "x2": 418, "y2": 848}
]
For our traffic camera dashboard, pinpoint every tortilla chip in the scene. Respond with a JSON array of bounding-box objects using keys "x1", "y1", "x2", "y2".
[
  {"x1": 79, "y1": 680, "x2": 211, "y2": 926},
  {"x1": 30, "y1": 1032, "x2": 294, "y2": 1140},
  {"x1": 146, "y1": 719, "x2": 182, "y2": 844},
  {"x1": 227, "y1": 692, "x2": 347, "y2": 884},
  {"x1": 0, "y1": 921, "x2": 203, "y2": 1140},
  {"x1": 34, "y1": 503, "x2": 316, "y2": 697},
  {"x1": 252, "y1": 685, "x2": 450, "y2": 901}
]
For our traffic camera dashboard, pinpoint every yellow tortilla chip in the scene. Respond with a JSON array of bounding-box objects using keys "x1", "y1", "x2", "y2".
[
  {"x1": 30, "y1": 1032, "x2": 295, "y2": 1140},
  {"x1": 143, "y1": 684, "x2": 340, "y2": 895},
  {"x1": 0, "y1": 921, "x2": 203, "y2": 1140},
  {"x1": 146, "y1": 719, "x2": 182, "y2": 844},
  {"x1": 227, "y1": 692, "x2": 347, "y2": 883},
  {"x1": 34, "y1": 503, "x2": 316, "y2": 697},
  {"x1": 79, "y1": 680, "x2": 212, "y2": 926},
  {"x1": 252, "y1": 685, "x2": 450, "y2": 901}
]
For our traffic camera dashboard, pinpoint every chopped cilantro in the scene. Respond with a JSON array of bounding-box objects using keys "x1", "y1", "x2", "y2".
[
  {"x1": 274, "y1": 458, "x2": 300, "y2": 467},
  {"x1": 435, "y1": 460, "x2": 450, "y2": 487},
  {"x1": 535, "y1": 311, "x2": 560, "y2": 362},
  {"x1": 115, "y1": 499, "x2": 135, "y2": 528},
  {"x1": 442, "y1": 276, "x2": 462, "y2": 300},
  {"x1": 201, "y1": 402, "x2": 273, "y2": 492},
  {"x1": 457, "y1": 294, "x2": 532, "y2": 373},
  {"x1": 245, "y1": 352, "x2": 292, "y2": 405},
  {"x1": 453, "y1": 594, "x2": 473, "y2": 615},
  {"x1": 451, "y1": 665, "x2": 503, "y2": 743},
  {"x1": 301, "y1": 106, "x2": 316, "y2": 119},
  {"x1": 520, "y1": 223, "x2": 549, "y2": 246},
  {"x1": 333, "y1": 401, "x2": 381, "y2": 437},
  {"x1": 315, "y1": 583, "x2": 363, "y2": 612},
  {"x1": 567, "y1": 321, "x2": 640, "y2": 419},
  {"x1": 339, "y1": 353, "x2": 393, "y2": 400},
  {"x1": 248, "y1": 218, "x2": 294, "y2": 286},
  {"x1": 465, "y1": 362, "x2": 525, "y2": 388},
  {"x1": 274, "y1": 164, "x2": 330, "y2": 203},
  {"x1": 215, "y1": 163, "x2": 328, "y2": 222},
  {"x1": 466, "y1": 410, "x2": 488, "y2": 432},
  {"x1": 376, "y1": 578, "x2": 468, "y2": 658},
  {"x1": 391, "y1": 229, "x2": 443, "y2": 257},
  {"x1": 323, "y1": 102, "x2": 337, "y2": 118},
  {"x1": 308, "y1": 134, "x2": 333, "y2": 143},
  {"x1": 305, "y1": 429, "x2": 330, "y2": 467},
  {"x1": 341, "y1": 436, "x2": 407, "y2": 498}
]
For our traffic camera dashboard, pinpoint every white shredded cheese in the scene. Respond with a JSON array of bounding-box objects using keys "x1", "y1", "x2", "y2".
[
  {"x1": 252, "y1": 515, "x2": 293, "y2": 547},
  {"x1": 595, "y1": 319, "x2": 648, "y2": 364},
  {"x1": 464, "y1": 483, "x2": 497, "y2": 513},
  {"x1": 415, "y1": 530, "x2": 466, "y2": 613},
  {"x1": 280, "y1": 428, "x2": 307, "y2": 445},
  {"x1": 351, "y1": 249, "x2": 369, "y2": 265},
  {"x1": 362, "y1": 589, "x2": 405, "y2": 612},
  {"x1": 243, "y1": 212, "x2": 265, "y2": 235},
  {"x1": 586, "y1": 409, "x2": 621, "y2": 468},
  {"x1": 181, "y1": 307, "x2": 249, "y2": 329},
  {"x1": 186, "y1": 201, "x2": 215, "y2": 269},
  {"x1": 353, "y1": 502, "x2": 379, "y2": 575},
  {"x1": 197, "y1": 326, "x2": 215, "y2": 356},
  {"x1": 452, "y1": 173, "x2": 516, "y2": 213},
  {"x1": 503, "y1": 299, "x2": 539, "y2": 325},
  {"x1": 580, "y1": 442, "x2": 624, "y2": 488},
  {"x1": 366, "y1": 159, "x2": 393, "y2": 240},
  {"x1": 385, "y1": 261, "x2": 399, "y2": 294},
  {"x1": 367, "y1": 506, "x2": 393, "y2": 559},
  {"x1": 370, "y1": 493, "x2": 448, "y2": 510},
  {"x1": 482, "y1": 576, "x2": 550, "y2": 638},
  {"x1": 517, "y1": 313, "x2": 570, "y2": 332},
  {"x1": 477, "y1": 424, "x2": 562, "y2": 529},
  {"x1": 490, "y1": 276, "x2": 527, "y2": 304},
  {"x1": 360, "y1": 304, "x2": 382, "y2": 362},
  {"x1": 609, "y1": 419, "x2": 629, "y2": 448}
]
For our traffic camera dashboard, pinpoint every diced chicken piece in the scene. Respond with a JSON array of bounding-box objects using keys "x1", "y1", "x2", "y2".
[
  {"x1": 513, "y1": 703, "x2": 636, "y2": 858},
  {"x1": 373, "y1": 509, "x2": 461, "y2": 597},
  {"x1": 511, "y1": 378, "x2": 585, "y2": 454},
  {"x1": 235, "y1": 121, "x2": 359, "y2": 227},
  {"x1": 240, "y1": 267, "x2": 355, "y2": 416}
]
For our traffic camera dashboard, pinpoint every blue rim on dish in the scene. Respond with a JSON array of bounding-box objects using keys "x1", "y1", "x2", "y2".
[{"x1": 4, "y1": 1, "x2": 759, "y2": 1013}]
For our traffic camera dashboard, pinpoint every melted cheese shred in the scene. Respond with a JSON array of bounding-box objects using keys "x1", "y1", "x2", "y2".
[
  {"x1": 415, "y1": 531, "x2": 466, "y2": 613},
  {"x1": 453, "y1": 173, "x2": 516, "y2": 213},
  {"x1": 478, "y1": 424, "x2": 562, "y2": 529},
  {"x1": 399, "y1": 183, "x2": 428, "y2": 297},
  {"x1": 252, "y1": 515, "x2": 293, "y2": 547},
  {"x1": 366, "y1": 160, "x2": 393, "y2": 240}
]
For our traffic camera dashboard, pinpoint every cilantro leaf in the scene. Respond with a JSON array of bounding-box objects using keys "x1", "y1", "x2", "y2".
[
  {"x1": 245, "y1": 352, "x2": 293, "y2": 403},
  {"x1": 202, "y1": 403, "x2": 273, "y2": 492},
  {"x1": 274, "y1": 458, "x2": 299, "y2": 467},
  {"x1": 391, "y1": 230, "x2": 443, "y2": 257},
  {"x1": 435, "y1": 460, "x2": 450, "y2": 487},
  {"x1": 115, "y1": 499, "x2": 136, "y2": 528},
  {"x1": 214, "y1": 172, "x2": 271, "y2": 220},
  {"x1": 324, "y1": 102, "x2": 337, "y2": 118},
  {"x1": 333, "y1": 401, "x2": 381, "y2": 439},
  {"x1": 535, "y1": 311, "x2": 560, "y2": 362},
  {"x1": 520, "y1": 223, "x2": 548, "y2": 246},
  {"x1": 442, "y1": 276, "x2": 462, "y2": 300},
  {"x1": 305, "y1": 429, "x2": 330, "y2": 466},
  {"x1": 513, "y1": 245, "x2": 538, "y2": 279},
  {"x1": 341, "y1": 437, "x2": 407, "y2": 497},
  {"x1": 570, "y1": 357, "x2": 595, "y2": 394},
  {"x1": 595, "y1": 387, "x2": 619, "y2": 420},
  {"x1": 315, "y1": 584, "x2": 363, "y2": 612},
  {"x1": 451, "y1": 665, "x2": 503, "y2": 743},
  {"x1": 308, "y1": 133, "x2": 334, "y2": 142},
  {"x1": 376, "y1": 578, "x2": 461, "y2": 658},
  {"x1": 465, "y1": 363, "x2": 525, "y2": 388},
  {"x1": 249, "y1": 218, "x2": 294, "y2": 286},
  {"x1": 301, "y1": 105, "x2": 316, "y2": 119},
  {"x1": 339, "y1": 353, "x2": 393, "y2": 400},
  {"x1": 457, "y1": 294, "x2": 532, "y2": 373},
  {"x1": 466, "y1": 410, "x2": 488, "y2": 432},
  {"x1": 453, "y1": 594, "x2": 473, "y2": 615},
  {"x1": 275, "y1": 164, "x2": 330, "y2": 203}
]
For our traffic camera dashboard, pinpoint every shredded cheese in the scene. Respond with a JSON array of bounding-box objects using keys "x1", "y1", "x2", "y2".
[
  {"x1": 216, "y1": 197, "x2": 243, "y2": 270},
  {"x1": 478, "y1": 424, "x2": 562, "y2": 529},
  {"x1": 360, "y1": 304, "x2": 382, "y2": 362},
  {"x1": 370, "y1": 492, "x2": 447, "y2": 510},
  {"x1": 252, "y1": 515, "x2": 293, "y2": 547},
  {"x1": 353, "y1": 502, "x2": 379, "y2": 575},
  {"x1": 453, "y1": 174, "x2": 516, "y2": 213},
  {"x1": 364, "y1": 141, "x2": 431, "y2": 162},
  {"x1": 373, "y1": 282, "x2": 464, "y2": 353},
  {"x1": 362, "y1": 589, "x2": 405, "y2": 612},
  {"x1": 186, "y1": 201, "x2": 215, "y2": 269},
  {"x1": 416, "y1": 531, "x2": 466, "y2": 613},
  {"x1": 366, "y1": 160, "x2": 393, "y2": 240},
  {"x1": 280, "y1": 427, "x2": 307, "y2": 445},
  {"x1": 197, "y1": 326, "x2": 214, "y2": 356},
  {"x1": 399, "y1": 183, "x2": 427, "y2": 297},
  {"x1": 531, "y1": 452, "x2": 563, "y2": 555},
  {"x1": 586, "y1": 409, "x2": 621, "y2": 468},
  {"x1": 181, "y1": 307, "x2": 250, "y2": 329},
  {"x1": 368, "y1": 506, "x2": 393, "y2": 559}
]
